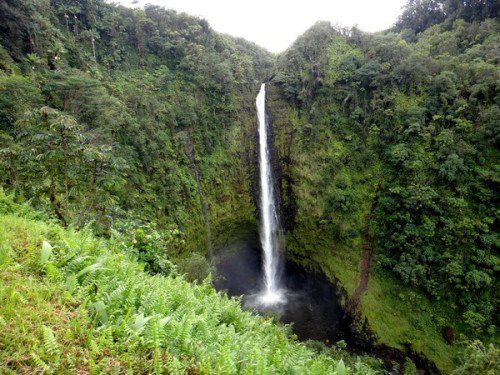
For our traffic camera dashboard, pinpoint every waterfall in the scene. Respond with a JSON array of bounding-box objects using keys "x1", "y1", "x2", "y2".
[{"x1": 256, "y1": 83, "x2": 284, "y2": 304}]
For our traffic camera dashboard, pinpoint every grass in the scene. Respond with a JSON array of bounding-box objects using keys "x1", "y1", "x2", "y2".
[
  {"x1": 360, "y1": 269, "x2": 464, "y2": 373},
  {"x1": 0, "y1": 194, "x2": 380, "y2": 374}
]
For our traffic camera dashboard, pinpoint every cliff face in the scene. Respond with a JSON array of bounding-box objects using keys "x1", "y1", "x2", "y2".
[
  {"x1": 264, "y1": 83, "x2": 299, "y2": 232},
  {"x1": 264, "y1": 79, "x2": 376, "y2": 259},
  {"x1": 259, "y1": 16, "x2": 498, "y2": 371}
]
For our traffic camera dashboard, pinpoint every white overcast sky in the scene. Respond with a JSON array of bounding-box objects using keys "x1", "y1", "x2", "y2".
[{"x1": 114, "y1": 0, "x2": 407, "y2": 53}]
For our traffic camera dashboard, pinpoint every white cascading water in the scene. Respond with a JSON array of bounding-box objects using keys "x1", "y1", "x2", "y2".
[{"x1": 256, "y1": 83, "x2": 284, "y2": 305}]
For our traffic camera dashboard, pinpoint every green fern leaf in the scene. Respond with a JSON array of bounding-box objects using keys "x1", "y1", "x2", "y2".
[
  {"x1": 40, "y1": 241, "x2": 52, "y2": 265},
  {"x1": 31, "y1": 351, "x2": 51, "y2": 373},
  {"x1": 76, "y1": 263, "x2": 106, "y2": 279},
  {"x1": 42, "y1": 325, "x2": 60, "y2": 357},
  {"x1": 334, "y1": 359, "x2": 347, "y2": 375},
  {"x1": 93, "y1": 300, "x2": 108, "y2": 324},
  {"x1": 130, "y1": 312, "x2": 152, "y2": 334}
]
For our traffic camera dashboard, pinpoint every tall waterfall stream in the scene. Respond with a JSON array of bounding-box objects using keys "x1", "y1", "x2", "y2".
[
  {"x1": 255, "y1": 83, "x2": 284, "y2": 305},
  {"x1": 212, "y1": 84, "x2": 437, "y2": 373}
]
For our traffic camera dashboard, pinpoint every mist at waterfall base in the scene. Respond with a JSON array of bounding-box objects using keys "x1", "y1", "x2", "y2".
[{"x1": 213, "y1": 240, "x2": 350, "y2": 344}]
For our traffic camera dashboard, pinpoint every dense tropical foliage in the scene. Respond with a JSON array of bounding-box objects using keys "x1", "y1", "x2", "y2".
[
  {"x1": 0, "y1": 0, "x2": 497, "y2": 373},
  {"x1": 271, "y1": 0, "x2": 498, "y2": 335},
  {"x1": 0, "y1": 0, "x2": 270, "y2": 249}
]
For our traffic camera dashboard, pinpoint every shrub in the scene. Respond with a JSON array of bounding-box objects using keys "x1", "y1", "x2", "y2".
[
  {"x1": 177, "y1": 252, "x2": 212, "y2": 283},
  {"x1": 454, "y1": 341, "x2": 499, "y2": 375}
]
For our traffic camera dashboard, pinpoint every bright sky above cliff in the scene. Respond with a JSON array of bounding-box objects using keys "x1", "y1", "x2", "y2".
[{"x1": 115, "y1": 0, "x2": 407, "y2": 53}]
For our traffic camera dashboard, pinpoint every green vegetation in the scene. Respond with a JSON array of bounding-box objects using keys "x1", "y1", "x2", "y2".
[
  {"x1": 273, "y1": 10, "x2": 498, "y2": 324},
  {"x1": 0, "y1": 0, "x2": 497, "y2": 373},
  {"x1": 0, "y1": 192, "x2": 380, "y2": 373},
  {"x1": 0, "y1": 0, "x2": 264, "y2": 249},
  {"x1": 268, "y1": 1, "x2": 498, "y2": 371},
  {"x1": 453, "y1": 340, "x2": 499, "y2": 374}
]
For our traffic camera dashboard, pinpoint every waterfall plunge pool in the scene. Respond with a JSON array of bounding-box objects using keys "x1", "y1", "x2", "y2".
[
  {"x1": 213, "y1": 238, "x2": 351, "y2": 344},
  {"x1": 212, "y1": 237, "x2": 440, "y2": 374}
]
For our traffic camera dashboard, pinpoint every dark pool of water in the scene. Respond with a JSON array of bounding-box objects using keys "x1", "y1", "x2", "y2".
[
  {"x1": 213, "y1": 239, "x2": 352, "y2": 344},
  {"x1": 213, "y1": 239, "x2": 440, "y2": 374}
]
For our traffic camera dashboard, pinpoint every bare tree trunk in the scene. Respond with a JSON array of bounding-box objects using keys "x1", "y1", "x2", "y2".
[
  {"x1": 50, "y1": 177, "x2": 67, "y2": 226},
  {"x1": 91, "y1": 37, "x2": 97, "y2": 62}
]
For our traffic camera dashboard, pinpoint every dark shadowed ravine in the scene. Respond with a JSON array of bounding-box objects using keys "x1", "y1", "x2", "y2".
[
  {"x1": 213, "y1": 238, "x2": 440, "y2": 374},
  {"x1": 213, "y1": 238, "x2": 351, "y2": 344}
]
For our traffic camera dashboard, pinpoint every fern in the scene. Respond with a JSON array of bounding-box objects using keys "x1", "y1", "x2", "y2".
[
  {"x1": 108, "y1": 283, "x2": 126, "y2": 304},
  {"x1": 146, "y1": 316, "x2": 161, "y2": 349},
  {"x1": 334, "y1": 359, "x2": 348, "y2": 375},
  {"x1": 76, "y1": 262, "x2": 105, "y2": 279},
  {"x1": 130, "y1": 312, "x2": 152, "y2": 334},
  {"x1": 153, "y1": 348, "x2": 163, "y2": 375},
  {"x1": 42, "y1": 325, "x2": 60, "y2": 358},
  {"x1": 31, "y1": 351, "x2": 51, "y2": 373},
  {"x1": 93, "y1": 300, "x2": 108, "y2": 324},
  {"x1": 64, "y1": 255, "x2": 91, "y2": 273},
  {"x1": 177, "y1": 315, "x2": 193, "y2": 353},
  {"x1": 89, "y1": 339, "x2": 100, "y2": 356},
  {"x1": 216, "y1": 345, "x2": 237, "y2": 374},
  {"x1": 65, "y1": 354, "x2": 76, "y2": 373},
  {"x1": 165, "y1": 355, "x2": 184, "y2": 375},
  {"x1": 65, "y1": 274, "x2": 78, "y2": 295},
  {"x1": 13, "y1": 290, "x2": 28, "y2": 305},
  {"x1": 40, "y1": 241, "x2": 52, "y2": 265}
]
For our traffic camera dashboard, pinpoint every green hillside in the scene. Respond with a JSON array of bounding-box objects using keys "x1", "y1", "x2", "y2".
[{"x1": 0, "y1": 191, "x2": 382, "y2": 373}]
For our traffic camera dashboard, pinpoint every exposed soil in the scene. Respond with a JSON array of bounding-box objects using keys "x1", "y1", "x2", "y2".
[
  {"x1": 351, "y1": 241, "x2": 376, "y2": 307},
  {"x1": 349, "y1": 184, "x2": 380, "y2": 310}
]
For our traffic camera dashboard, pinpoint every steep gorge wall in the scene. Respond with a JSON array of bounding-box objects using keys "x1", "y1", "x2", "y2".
[{"x1": 264, "y1": 83, "x2": 376, "y2": 277}]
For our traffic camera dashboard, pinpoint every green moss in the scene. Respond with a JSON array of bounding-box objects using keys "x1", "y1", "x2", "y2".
[
  {"x1": 287, "y1": 233, "x2": 362, "y2": 297},
  {"x1": 293, "y1": 236, "x2": 467, "y2": 373},
  {"x1": 361, "y1": 269, "x2": 463, "y2": 372}
]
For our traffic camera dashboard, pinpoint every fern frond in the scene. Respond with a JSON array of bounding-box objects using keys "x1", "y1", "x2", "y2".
[
  {"x1": 76, "y1": 262, "x2": 106, "y2": 279},
  {"x1": 42, "y1": 325, "x2": 60, "y2": 357},
  {"x1": 31, "y1": 351, "x2": 51, "y2": 373},
  {"x1": 40, "y1": 241, "x2": 53, "y2": 265},
  {"x1": 130, "y1": 312, "x2": 152, "y2": 334},
  {"x1": 153, "y1": 348, "x2": 163, "y2": 375}
]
